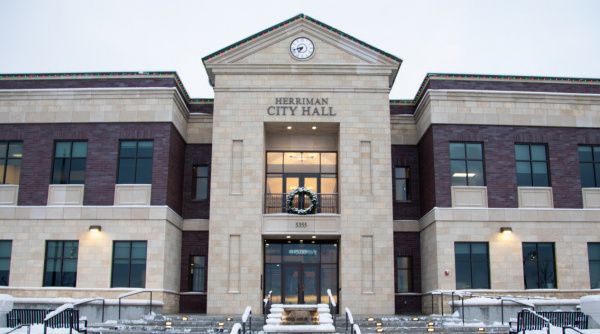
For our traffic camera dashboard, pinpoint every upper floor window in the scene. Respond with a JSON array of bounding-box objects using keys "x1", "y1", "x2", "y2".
[
  {"x1": 43, "y1": 241, "x2": 78, "y2": 287},
  {"x1": 52, "y1": 141, "x2": 87, "y2": 184},
  {"x1": 394, "y1": 167, "x2": 410, "y2": 201},
  {"x1": 0, "y1": 241, "x2": 12, "y2": 286},
  {"x1": 0, "y1": 142, "x2": 22, "y2": 185},
  {"x1": 523, "y1": 242, "x2": 556, "y2": 289},
  {"x1": 118, "y1": 140, "x2": 153, "y2": 184},
  {"x1": 455, "y1": 242, "x2": 490, "y2": 289},
  {"x1": 579, "y1": 145, "x2": 600, "y2": 188},
  {"x1": 111, "y1": 241, "x2": 147, "y2": 288},
  {"x1": 515, "y1": 144, "x2": 549, "y2": 187},
  {"x1": 193, "y1": 166, "x2": 210, "y2": 200},
  {"x1": 450, "y1": 143, "x2": 485, "y2": 186}
]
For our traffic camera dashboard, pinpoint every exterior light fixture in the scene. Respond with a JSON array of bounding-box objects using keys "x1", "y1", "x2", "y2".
[
  {"x1": 428, "y1": 322, "x2": 434, "y2": 326},
  {"x1": 376, "y1": 322, "x2": 382, "y2": 327},
  {"x1": 287, "y1": 126, "x2": 292, "y2": 130},
  {"x1": 412, "y1": 317, "x2": 419, "y2": 321},
  {"x1": 478, "y1": 328, "x2": 485, "y2": 332},
  {"x1": 182, "y1": 317, "x2": 188, "y2": 321},
  {"x1": 427, "y1": 328, "x2": 434, "y2": 332},
  {"x1": 312, "y1": 126, "x2": 317, "y2": 130},
  {"x1": 165, "y1": 321, "x2": 172, "y2": 328},
  {"x1": 376, "y1": 329, "x2": 383, "y2": 333},
  {"x1": 367, "y1": 317, "x2": 374, "y2": 322},
  {"x1": 89, "y1": 225, "x2": 101, "y2": 232},
  {"x1": 218, "y1": 322, "x2": 224, "y2": 328},
  {"x1": 227, "y1": 318, "x2": 232, "y2": 322},
  {"x1": 500, "y1": 227, "x2": 513, "y2": 234},
  {"x1": 312, "y1": 235, "x2": 317, "y2": 239},
  {"x1": 286, "y1": 235, "x2": 291, "y2": 239}
]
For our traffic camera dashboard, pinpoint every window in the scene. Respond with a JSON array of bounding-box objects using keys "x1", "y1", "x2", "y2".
[
  {"x1": 579, "y1": 146, "x2": 600, "y2": 188},
  {"x1": 588, "y1": 243, "x2": 600, "y2": 289},
  {"x1": 455, "y1": 242, "x2": 490, "y2": 289},
  {"x1": 523, "y1": 242, "x2": 556, "y2": 289},
  {"x1": 450, "y1": 142, "x2": 485, "y2": 186},
  {"x1": 515, "y1": 144, "x2": 549, "y2": 187},
  {"x1": 43, "y1": 241, "x2": 78, "y2": 287},
  {"x1": 192, "y1": 166, "x2": 210, "y2": 200},
  {"x1": 117, "y1": 140, "x2": 153, "y2": 184},
  {"x1": 51, "y1": 141, "x2": 87, "y2": 184},
  {"x1": 111, "y1": 241, "x2": 147, "y2": 288},
  {"x1": 0, "y1": 142, "x2": 22, "y2": 184},
  {"x1": 0, "y1": 241, "x2": 12, "y2": 286},
  {"x1": 396, "y1": 256, "x2": 413, "y2": 292},
  {"x1": 189, "y1": 255, "x2": 206, "y2": 292},
  {"x1": 394, "y1": 167, "x2": 410, "y2": 201}
]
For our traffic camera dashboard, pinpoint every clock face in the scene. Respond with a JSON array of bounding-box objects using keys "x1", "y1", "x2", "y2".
[{"x1": 290, "y1": 37, "x2": 315, "y2": 60}]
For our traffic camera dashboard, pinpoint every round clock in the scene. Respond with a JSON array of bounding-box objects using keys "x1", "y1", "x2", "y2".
[{"x1": 290, "y1": 37, "x2": 315, "y2": 60}]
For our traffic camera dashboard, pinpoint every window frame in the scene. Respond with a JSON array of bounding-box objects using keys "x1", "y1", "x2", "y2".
[
  {"x1": 0, "y1": 141, "x2": 23, "y2": 185},
  {"x1": 588, "y1": 243, "x2": 600, "y2": 289},
  {"x1": 515, "y1": 143, "x2": 550, "y2": 187},
  {"x1": 578, "y1": 145, "x2": 600, "y2": 188},
  {"x1": 189, "y1": 255, "x2": 207, "y2": 292},
  {"x1": 522, "y1": 242, "x2": 557, "y2": 289},
  {"x1": 449, "y1": 142, "x2": 486, "y2": 186},
  {"x1": 0, "y1": 240, "x2": 12, "y2": 286},
  {"x1": 395, "y1": 255, "x2": 413, "y2": 293},
  {"x1": 117, "y1": 140, "x2": 154, "y2": 184},
  {"x1": 393, "y1": 167, "x2": 410, "y2": 202},
  {"x1": 51, "y1": 141, "x2": 88, "y2": 185},
  {"x1": 192, "y1": 165, "x2": 210, "y2": 201},
  {"x1": 111, "y1": 241, "x2": 147, "y2": 288},
  {"x1": 454, "y1": 242, "x2": 491, "y2": 290},
  {"x1": 43, "y1": 240, "x2": 79, "y2": 287}
]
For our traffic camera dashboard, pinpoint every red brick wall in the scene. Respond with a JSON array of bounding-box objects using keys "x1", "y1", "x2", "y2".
[
  {"x1": 419, "y1": 124, "x2": 600, "y2": 212},
  {"x1": 394, "y1": 232, "x2": 422, "y2": 314},
  {"x1": 0, "y1": 122, "x2": 177, "y2": 207},
  {"x1": 167, "y1": 127, "x2": 186, "y2": 214},
  {"x1": 392, "y1": 145, "x2": 421, "y2": 220},
  {"x1": 182, "y1": 145, "x2": 212, "y2": 219},
  {"x1": 179, "y1": 231, "x2": 209, "y2": 313}
]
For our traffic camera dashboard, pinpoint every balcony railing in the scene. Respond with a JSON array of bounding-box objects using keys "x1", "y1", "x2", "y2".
[{"x1": 265, "y1": 193, "x2": 339, "y2": 214}]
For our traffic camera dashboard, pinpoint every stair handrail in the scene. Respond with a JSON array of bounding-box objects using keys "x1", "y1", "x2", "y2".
[
  {"x1": 241, "y1": 306, "x2": 252, "y2": 334},
  {"x1": 118, "y1": 289, "x2": 152, "y2": 320},
  {"x1": 230, "y1": 323, "x2": 242, "y2": 334},
  {"x1": 562, "y1": 326, "x2": 585, "y2": 334},
  {"x1": 327, "y1": 288, "x2": 337, "y2": 326},
  {"x1": 501, "y1": 297, "x2": 536, "y2": 325},
  {"x1": 353, "y1": 323, "x2": 362, "y2": 334},
  {"x1": 43, "y1": 304, "x2": 77, "y2": 334},
  {"x1": 5, "y1": 324, "x2": 30, "y2": 334},
  {"x1": 73, "y1": 297, "x2": 106, "y2": 323},
  {"x1": 522, "y1": 308, "x2": 551, "y2": 334},
  {"x1": 263, "y1": 290, "x2": 272, "y2": 325},
  {"x1": 345, "y1": 307, "x2": 354, "y2": 334}
]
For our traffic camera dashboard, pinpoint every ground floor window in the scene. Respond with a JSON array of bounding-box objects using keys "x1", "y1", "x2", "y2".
[
  {"x1": 111, "y1": 241, "x2": 147, "y2": 288},
  {"x1": 43, "y1": 241, "x2": 78, "y2": 287},
  {"x1": 264, "y1": 240, "x2": 338, "y2": 306},
  {"x1": 0, "y1": 241, "x2": 11, "y2": 286},
  {"x1": 523, "y1": 242, "x2": 556, "y2": 289},
  {"x1": 455, "y1": 242, "x2": 490, "y2": 289},
  {"x1": 589, "y1": 243, "x2": 600, "y2": 289},
  {"x1": 396, "y1": 256, "x2": 413, "y2": 292},
  {"x1": 190, "y1": 255, "x2": 207, "y2": 292}
]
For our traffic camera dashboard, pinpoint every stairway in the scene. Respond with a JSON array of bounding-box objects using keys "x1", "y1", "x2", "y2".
[{"x1": 86, "y1": 313, "x2": 512, "y2": 334}]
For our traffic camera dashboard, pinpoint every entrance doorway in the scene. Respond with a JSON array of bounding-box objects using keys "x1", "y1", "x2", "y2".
[{"x1": 264, "y1": 240, "x2": 338, "y2": 306}]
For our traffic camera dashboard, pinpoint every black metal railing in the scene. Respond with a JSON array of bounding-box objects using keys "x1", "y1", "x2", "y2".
[
  {"x1": 7, "y1": 309, "x2": 50, "y2": 327},
  {"x1": 510, "y1": 309, "x2": 588, "y2": 334},
  {"x1": 44, "y1": 308, "x2": 85, "y2": 334},
  {"x1": 264, "y1": 193, "x2": 338, "y2": 214},
  {"x1": 263, "y1": 290, "x2": 272, "y2": 325},
  {"x1": 74, "y1": 297, "x2": 105, "y2": 323}
]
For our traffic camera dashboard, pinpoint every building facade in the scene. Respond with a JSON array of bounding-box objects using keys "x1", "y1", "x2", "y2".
[{"x1": 1, "y1": 14, "x2": 600, "y2": 316}]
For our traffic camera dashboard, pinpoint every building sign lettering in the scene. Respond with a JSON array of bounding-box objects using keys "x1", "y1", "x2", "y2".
[{"x1": 267, "y1": 97, "x2": 336, "y2": 116}]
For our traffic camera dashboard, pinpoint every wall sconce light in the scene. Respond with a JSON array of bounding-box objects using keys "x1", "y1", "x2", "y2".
[
  {"x1": 500, "y1": 227, "x2": 513, "y2": 234},
  {"x1": 89, "y1": 225, "x2": 101, "y2": 232}
]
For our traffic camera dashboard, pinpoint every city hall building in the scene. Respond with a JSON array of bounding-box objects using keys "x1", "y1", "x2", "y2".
[{"x1": 1, "y1": 14, "x2": 600, "y2": 316}]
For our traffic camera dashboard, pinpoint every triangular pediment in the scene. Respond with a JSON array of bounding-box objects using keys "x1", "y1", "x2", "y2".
[{"x1": 203, "y1": 14, "x2": 402, "y2": 87}]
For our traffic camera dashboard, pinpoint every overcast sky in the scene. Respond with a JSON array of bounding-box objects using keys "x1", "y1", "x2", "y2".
[{"x1": 1, "y1": 0, "x2": 599, "y2": 100}]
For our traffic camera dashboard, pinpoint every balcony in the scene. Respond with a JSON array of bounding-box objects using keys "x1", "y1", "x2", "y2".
[{"x1": 265, "y1": 193, "x2": 339, "y2": 214}]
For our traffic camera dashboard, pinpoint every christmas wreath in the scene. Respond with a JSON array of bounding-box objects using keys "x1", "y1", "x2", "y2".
[{"x1": 286, "y1": 187, "x2": 318, "y2": 215}]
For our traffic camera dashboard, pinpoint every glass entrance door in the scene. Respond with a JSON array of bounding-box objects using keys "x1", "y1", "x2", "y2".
[
  {"x1": 264, "y1": 241, "x2": 338, "y2": 307},
  {"x1": 283, "y1": 264, "x2": 318, "y2": 304}
]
